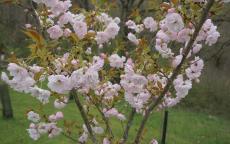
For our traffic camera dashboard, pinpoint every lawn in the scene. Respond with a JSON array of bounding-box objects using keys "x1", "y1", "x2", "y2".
[{"x1": 0, "y1": 90, "x2": 230, "y2": 144}]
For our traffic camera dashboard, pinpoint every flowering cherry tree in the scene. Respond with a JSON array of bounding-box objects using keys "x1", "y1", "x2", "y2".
[{"x1": 1, "y1": 0, "x2": 228, "y2": 143}]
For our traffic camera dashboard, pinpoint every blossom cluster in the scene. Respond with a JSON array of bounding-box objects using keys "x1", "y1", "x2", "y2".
[
  {"x1": 121, "y1": 60, "x2": 151, "y2": 112},
  {"x1": 27, "y1": 111, "x2": 63, "y2": 140},
  {"x1": 35, "y1": 0, "x2": 121, "y2": 50}
]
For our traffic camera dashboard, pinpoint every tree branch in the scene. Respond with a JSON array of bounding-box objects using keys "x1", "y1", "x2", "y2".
[
  {"x1": 129, "y1": 0, "x2": 135, "y2": 8},
  {"x1": 94, "y1": 103, "x2": 114, "y2": 139},
  {"x1": 120, "y1": 108, "x2": 136, "y2": 144},
  {"x1": 61, "y1": 132, "x2": 78, "y2": 142},
  {"x1": 72, "y1": 91, "x2": 98, "y2": 144},
  {"x1": 75, "y1": 0, "x2": 84, "y2": 8},
  {"x1": 29, "y1": 0, "x2": 42, "y2": 33},
  {"x1": 119, "y1": 0, "x2": 131, "y2": 38},
  {"x1": 133, "y1": 0, "x2": 215, "y2": 143},
  {"x1": 87, "y1": 95, "x2": 114, "y2": 139},
  {"x1": 83, "y1": 0, "x2": 89, "y2": 11},
  {"x1": 136, "y1": 0, "x2": 145, "y2": 8}
]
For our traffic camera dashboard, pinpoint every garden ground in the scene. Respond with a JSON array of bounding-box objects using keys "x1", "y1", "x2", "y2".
[{"x1": 0, "y1": 90, "x2": 230, "y2": 144}]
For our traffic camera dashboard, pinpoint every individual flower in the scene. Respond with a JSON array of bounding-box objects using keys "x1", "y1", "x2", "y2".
[
  {"x1": 48, "y1": 112, "x2": 64, "y2": 122},
  {"x1": 78, "y1": 132, "x2": 88, "y2": 143},
  {"x1": 27, "y1": 127, "x2": 40, "y2": 141},
  {"x1": 135, "y1": 24, "x2": 144, "y2": 33},
  {"x1": 103, "y1": 138, "x2": 110, "y2": 144},
  {"x1": 192, "y1": 44, "x2": 202, "y2": 54},
  {"x1": 58, "y1": 12, "x2": 73, "y2": 27},
  {"x1": 27, "y1": 111, "x2": 40, "y2": 123},
  {"x1": 48, "y1": 75, "x2": 72, "y2": 94},
  {"x1": 177, "y1": 28, "x2": 191, "y2": 43},
  {"x1": 156, "y1": 30, "x2": 170, "y2": 43},
  {"x1": 105, "y1": 22, "x2": 120, "y2": 39},
  {"x1": 150, "y1": 139, "x2": 158, "y2": 144},
  {"x1": 155, "y1": 42, "x2": 174, "y2": 58},
  {"x1": 95, "y1": 31, "x2": 109, "y2": 45},
  {"x1": 185, "y1": 57, "x2": 204, "y2": 80},
  {"x1": 63, "y1": 28, "x2": 72, "y2": 37},
  {"x1": 47, "y1": 25, "x2": 63, "y2": 39},
  {"x1": 172, "y1": 55, "x2": 183, "y2": 68},
  {"x1": 113, "y1": 17, "x2": 121, "y2": 24},
  {"x1": 143, "y1": 17, "x2": 158, "y2": 32},
  {"x1": 50, "y1": 0, "x2": 71, "y2": 16},
  {"x1": 173, "y1": 75, "x2": 192, "y2": 98},
  {"x1": 127, "y1": 33, "x2": 139, "y2": 45},
  {"x1": 73, "y1": 21, "x2": 87, "y2": 39},
  {"x1": 126, "y1": 20, "x2": 137, "y2": 29},
  {"x1": 108, "y1": 54, "x2": 126, "y2": 68},
  {"x1": 165, "y1": 13, "x2": 184, "y2": 32},
  {"x1": 206, "y1": 29, "x2": 220, "y2": 46}
]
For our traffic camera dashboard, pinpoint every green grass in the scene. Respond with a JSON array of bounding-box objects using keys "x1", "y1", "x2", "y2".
[{"x1": 0, "y1": 90, "x2": 230, "y2": 144}]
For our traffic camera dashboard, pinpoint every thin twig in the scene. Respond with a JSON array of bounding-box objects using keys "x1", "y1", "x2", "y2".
[
  {"x1": 133, "y1": 0, "x2": 215, "y2": 143},
  {"x1": 61, "y1": 132, "x2": 78, "y2": 142},
  {"x1": 204, "y1": 40, "x2": 230, "y2": 62}
]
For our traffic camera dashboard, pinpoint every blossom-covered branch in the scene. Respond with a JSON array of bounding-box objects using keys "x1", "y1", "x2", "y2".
[
  {"x1": 134, "y1": 0, "x2": 216, "y2": 143},
  {"x1": 1, "y1": 0, "x2": 227, "y2": 143}
]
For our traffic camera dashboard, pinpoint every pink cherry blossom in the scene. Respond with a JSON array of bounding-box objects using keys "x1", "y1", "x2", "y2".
[
  {"x1": 47, "y1": 25, "x2": 63, "y2": 39},
  {"x1": 143, "y1": 17, "x2": 158, "y2": 32},
  {"x1": 73, "y1": 21, "x2": 87, "y2": 39}
]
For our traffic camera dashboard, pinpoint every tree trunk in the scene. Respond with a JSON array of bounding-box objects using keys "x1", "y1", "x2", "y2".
[
  {"x1": 161, "y1": 110, "x2": 168, "y2": 144},
  {"x1": 0, "y1": 83, "x2": 13, "y2": 119}
]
